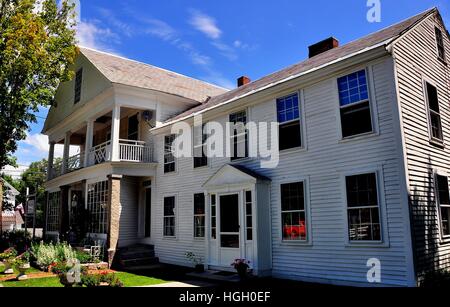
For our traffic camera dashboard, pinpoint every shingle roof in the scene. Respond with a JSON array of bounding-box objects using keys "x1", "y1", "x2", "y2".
[
  {"x1": 80, "y1": 47, "x2": 228, "y2": 103},
  {"x1": 160, "y1": 8, "x2": 436, "y2": 126}
]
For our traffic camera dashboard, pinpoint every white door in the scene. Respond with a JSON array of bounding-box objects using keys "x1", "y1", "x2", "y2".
[{"x1": 219, "y1": 194, "x2": 241, "y2": 267}]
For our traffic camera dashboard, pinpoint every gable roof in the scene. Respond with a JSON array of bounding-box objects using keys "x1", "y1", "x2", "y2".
[
  {"x1": 79, "y1": 47, "x2": 228, "y2": 103},
  {"x1": 157, "y1": 7, "x2": 437, "y2": 128},
  {"x1": 1, "y1": 178, "x2": 19, "y2": 196},
  {"x1": 203, "y1": 164, "x2": 271, "y2": 188}
]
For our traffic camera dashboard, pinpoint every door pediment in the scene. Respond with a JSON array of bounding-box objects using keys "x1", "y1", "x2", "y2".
[{"x1": 203, "y1": 164, "x2": 269, "y2": 189}]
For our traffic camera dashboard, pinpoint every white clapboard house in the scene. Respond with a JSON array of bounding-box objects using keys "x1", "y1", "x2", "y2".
[{"x1": 43, "y1": 8, "x2": 450, "y2": 286}]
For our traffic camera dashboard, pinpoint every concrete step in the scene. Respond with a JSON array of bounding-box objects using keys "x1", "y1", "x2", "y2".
[
  {"x1": 120, "y1": 250, "x2": 155, "y2": 260},
  {"x1": 120, "y1": 256, "x2": 159, "y2": 268}
]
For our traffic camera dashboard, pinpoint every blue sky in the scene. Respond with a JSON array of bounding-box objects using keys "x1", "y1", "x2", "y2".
[{"x1": 9, "y1": 0, "x2": 450, "y2": 171}]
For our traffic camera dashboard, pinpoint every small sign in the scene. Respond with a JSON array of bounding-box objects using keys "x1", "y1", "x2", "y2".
[{"x1": 27, "y1": 199, "x2": 35, "y2": 216}]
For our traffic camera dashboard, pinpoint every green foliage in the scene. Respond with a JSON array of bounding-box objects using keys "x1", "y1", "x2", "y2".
[
  {"x1": 75, "y1": 250, "x2": 98, "y2": 264},
  {"x1": 31, "y1": 241, "x2": 57, "y2": 269},
  {"x1": 80, "y1": 272, "x2": 123, "y2": 288},
  {"x1": 421, "y1": 269, "x2": 450, "y2": 288},
  {"x1": 0, "y1": 247, "x2": 17, "y2": 260},
  {"x1": 0, "y1": 229, "x2": 33, "y2": 253},
  {"x1": 0, "y1": 0, "x2": 78, "y2": 168}
]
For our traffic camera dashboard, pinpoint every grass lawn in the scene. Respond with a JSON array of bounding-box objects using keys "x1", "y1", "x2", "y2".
[{"x1": 0, "y1": 270, "x2": 168, "y2": 287}]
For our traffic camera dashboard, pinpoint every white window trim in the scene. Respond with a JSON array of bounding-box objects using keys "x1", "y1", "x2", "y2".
[
  {"x1": 422, "y1": 77, "x2": 445, "y2": 146},
  {"x1": 275, "y1": 90, "x2": 308, "y2": 153},
  {"x1": 278, "y1": 176, "x2": 313, "y2": 246},
  {"x1": 162, "y1": 194, "x2": 178, "y2": 239},
  {"x1": 193, "y1": 192, "x2": 206, "y2": 239},
  {"x1": 229, "y1": 108, "x2": 250, "y2": 162},
  {"x1": 433, "y1": 169, "x2": 450, "y2": 243},
  {"x1": 244, "y1": 190, "x2": 253, "y2": 242},
  {"x1": 163, "y1": 134, "x2": 177, "y2": 174},
  {"x1": 340, "y1": 165, "x2": 390, "y2": 248},
  {"x1": 334, "y1": 66, "x2": 380, "y2": 142}
]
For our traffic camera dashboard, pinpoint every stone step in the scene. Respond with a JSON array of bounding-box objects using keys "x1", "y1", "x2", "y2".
[{"x1": 119, "y1": 250, "x2": 155, "y2": 260}]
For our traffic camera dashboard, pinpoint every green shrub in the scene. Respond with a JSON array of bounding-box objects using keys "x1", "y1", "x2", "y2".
[
  {"x1": 75, "y1": 250, "x2": 99, "y2": 264},
  {"x1": 54, "y1": 242, "x2": 77, "y2": 263},
  {"x1": 0, "y1": 230, "x2": 34, "y2": 253},
  {"x1": 80, "y1": 272, "x2": 123, "y2": 288},
  {"x1": 421, "y1": 269, "x2": 450, "y2": 288},
  {"x1": 31, "y1": 242, "x2": 57, "y2": 269}
]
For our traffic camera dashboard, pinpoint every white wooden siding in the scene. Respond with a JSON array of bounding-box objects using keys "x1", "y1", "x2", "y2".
[
  {"x1": 150, "y1": 56, "x2": 412, "y2": 286},
  {"x1": 118, "y1": 176, "x2": 139, "y2": 247},
  {"x1": 393, "y1": 13, "x2": 450, "y2": 276}
]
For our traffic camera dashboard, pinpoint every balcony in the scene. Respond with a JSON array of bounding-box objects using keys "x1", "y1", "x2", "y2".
[{"x1": 49, "y1": 139, "x2": 154, "y2": 180}]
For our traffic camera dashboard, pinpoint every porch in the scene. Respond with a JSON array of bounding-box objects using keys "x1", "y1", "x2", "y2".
[{"x1": 47, "y1": 105, "x2": 156, "y2": 180}]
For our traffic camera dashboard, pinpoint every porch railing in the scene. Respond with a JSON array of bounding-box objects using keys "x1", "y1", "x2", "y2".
[
  {"x1": 119, "y1": 139, "x2": 152, "y2": 162},
  {"x1": 89, "y1": 140, "x2": 112, "y2": 165},
  {"x1": 66, "y1": 152, "x2": 84, "y2": 172}
]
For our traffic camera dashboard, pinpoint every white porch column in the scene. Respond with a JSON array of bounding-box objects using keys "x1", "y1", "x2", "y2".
[
  {"x1": 84, "y1": 119, "x2": 94, "y2": 167},
  {"x1": 61, "y1": 131, "x2": 72, "y2": 174},
  {"x1": 111, "y1": 105, "x2": 121, "y2": 162},
  {"x1": 47, "y1": 141, "x2": 55, "y2": 180}
]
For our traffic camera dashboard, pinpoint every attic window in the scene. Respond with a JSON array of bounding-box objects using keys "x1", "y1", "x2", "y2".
[
  {"x1": 74, "y1": 69, "x2": 83, "y2": 104},
  {"x1": 435, "y1": 27, "x2": 446, "y2": 62}
]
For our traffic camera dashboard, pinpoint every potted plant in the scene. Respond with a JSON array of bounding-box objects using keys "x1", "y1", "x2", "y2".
[
  {"x1": 14, "y1": 258, "x2": 28, "y2": 281},
  {"x1": 231, "y1": 259, "x2": 250, "y2": 280},
  {"x1": 185, "y1": 252, "x2": 204, "y2": 273},
  {"x1": 51, "y1": 262, "x2": 80, "y2": 287},
  {"x1": 0, "y1": 248, "x2": 18, "y2": 274}
]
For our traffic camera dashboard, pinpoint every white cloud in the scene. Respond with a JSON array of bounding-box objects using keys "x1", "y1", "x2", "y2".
[
  {"x1": 189, "y1": 10, "x2": 222, "y2": 39},
  {"x1": 20, "y1": 133, "x2": 80, "y2": 161},
  {"x1": 97, "y1": 8, "x2": 134, "y2": 38},
  {"x1": 23, "y1": 133, "x2": 49, "y2": 153},
  {"x1": 1, "y1": 165, "x2": 29, "y2": 179},
  {"x1": 211, "y1": 41, "x2": 238, "y2": 61},
  {"x1": 76, "y1": 20, "x2": 120, "y2": 52},
  {"x1": 144, "y1": 18, "x2": 177, "y2": 42}
]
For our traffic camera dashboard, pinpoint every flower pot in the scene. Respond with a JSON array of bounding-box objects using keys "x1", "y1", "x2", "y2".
[
  {"x1": 21, "y1": 263, "x2": 30, "y2": 269},
  {"x1": 17, "y1": 266, "x2": 28, "y2": 281},
  {"x1": 3, "y1": 260, "x2": 14, "y2": 274},
  {"x1": 194, "y1": 264, "x2": 204, "y2": 273}
]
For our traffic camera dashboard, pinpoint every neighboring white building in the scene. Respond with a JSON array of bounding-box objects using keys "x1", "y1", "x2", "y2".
[
  {"x1": 1, "y1": 178, "x2": 23, "y2": 231},
  {"x1": 43, "y1": 8, "x2": 450, "y2": 286}
]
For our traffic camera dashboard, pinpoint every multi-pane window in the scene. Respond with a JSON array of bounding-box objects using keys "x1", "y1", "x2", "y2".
[
  {"x1": 436, "y1": 175, "x2": 450, "y2": 237},
  {"x1": 194, "y1": 193, "x2": 205, "y2": 238},
  {"x1": 46, "y1": 191, "x2": 60, "y2": 232},
  {"x1": 211, "y1": 194, "x2": 217, "y2": 239},
  {"x1": 74, "y1": 69, "x2": 83, "y2": 104},
  {"x1": 193, "y1": 124, "x2": 208, "y2": 168},
  {"x1": 163, "y1": 196, "x2": 176, "y2": 237},
  {"x1": 346, "y1": 173, "x2": 381, "y2": 241},
  {"x1": 338, "y1": 70, "x2": 373, "y2": 138},
  {"x1": 87, "y1": 181, "x2": 109, "y2": 234},
  {"x1": 164, "y1": 135, "x2": 176, "y2": 173},
  {"x1": 425, "y1": 82, "x2": 444, "y2": 142},
  {"x1": 277, "y1": 93, "x2": 302, "y2": 150},
  {"x1": 281, "y1": 182, "x2": 307, "y2": 241},
  {"x1": 245, "y1": 191, "x2": 253, "y2": 241},
  {"x1": 436, "y1": 27, "x2": 446, "y2": 61},
  {"x1": 230, "y1": 111, "x2": 248, "y2": 160}
]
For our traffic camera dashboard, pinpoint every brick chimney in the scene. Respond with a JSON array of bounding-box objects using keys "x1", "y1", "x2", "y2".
[
  {"x1": 308, "y1": 37, "x2": 339, "y2": 58},
  {"x1": 237, "y1": 76, "x2": 251, "y2": 87}
]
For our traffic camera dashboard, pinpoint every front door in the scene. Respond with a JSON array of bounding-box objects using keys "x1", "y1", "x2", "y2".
[{"x1": 219, "y1": 194, "x2": 240, "y2": 267}]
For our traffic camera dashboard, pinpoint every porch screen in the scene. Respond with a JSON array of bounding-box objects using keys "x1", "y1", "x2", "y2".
[
  {"x1": 46, "y1": 191, "x2": 61, "y2": 232},
  {"x1": 87, "y1": 181, "x2": 109, "y2": 234}
]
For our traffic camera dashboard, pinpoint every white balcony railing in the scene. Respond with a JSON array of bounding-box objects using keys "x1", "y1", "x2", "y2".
[
  {"x1": 49, "y1": 139, "x2": 153, "y2": 180},
  {"x1": 119, "y1": 139, "x2": 153, "y2": 162}
]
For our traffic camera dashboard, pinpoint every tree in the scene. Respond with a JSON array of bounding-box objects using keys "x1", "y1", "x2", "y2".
[{"x1": 0, "y1": 0, "x2": 78, "y2": 169}]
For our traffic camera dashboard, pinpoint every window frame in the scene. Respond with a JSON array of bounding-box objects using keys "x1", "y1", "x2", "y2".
[
  {"x1": 74, "y1": 68, "x2": 83, "y2": 104},
  {"x1": 229, "y1": 109, "x2": 249, "y2": 161},
  {"x1": 335, "y1": 67, "x2": 378, "y2": 141},
  {"x1": 86, "y1": 180, "x2": 109, "y2": 235},
  {"x1": 163, "y1": 195, "x2": 177, "y2": 238},
  {"x1": 276, "y1": 91, "x2": 304, "y2": 151},
  {"x1": 164, "y1": 134, "x2": 176, "y2": 174},
  {"x1": 210, "y1": 194, "x2": 217, "y2": 240},
  {"x1": 435, "y1": 26, "x2": 446, "y2": 62},
  {"x1": 245, "y1": 190, "x2": 253, "y2": 241},
  {"x1": 46, "y1": 191, "x2": 61, "y2": 233},
  {"x1": 278, "y1": 177, "x2": 312, "y2": 245},
  {"x1": 193, "y1": 123, "x2": 209, "y2": 169},
  {"x1": 341, "y1": 167, "x2": 389, "y2": 247},
  {"x1": 433, "y1": 170, "x2": 450, "y2": 241},
  {"x1": 193, "y1": 193, "x2": 206, "y2": 238},
  {"x1": 423, "y1": 79, "x2": 444, "y2": 145}
]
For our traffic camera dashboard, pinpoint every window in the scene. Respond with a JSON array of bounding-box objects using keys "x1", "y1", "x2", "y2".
[
  {"x1": 87, "y1": 181, "x2": 109, "y2": 234},
  {"x1": 436, "y1": 27, "x2": 446, "y2": 61},
  {"x1": 164, "y1": 134, "x2": 176, "y2": 173},
  {"x1": 245, "y1": 191, "x2": 253, "y2": 240},
  {"x1": 193, "y1": 193, "x2": 205, "y2": 238},
  {"x1": 74, "y1": 69, "x2": 83, "y2": 104},
  {"x1": 346, "y1": 173, "x2": 381, "y2": 241},
  {"x1": 425, "y1": 82, "x2": 444, "y2": 142},
  {"x1": 277, "y1": 93, "x2": 302, "y2": 150},
  {"x1": 128, "y1": 114, "x2": 139, "y2": 140},
  {"x1": 211, "y1": 195, "x2": 217, "y2": 239},
  {"x1": 338, "y1": 70, "x2": 373, "y2": 138},
  {"x1": 163, "y1": 196, "x2": 176, "y2": 237},
  {"x1": 230, "y1": 111, "x2": 248, "y2": 160},
  {"x1": 281, "y1": 182, "x2": 307, "y2": 241},
  {"x1": 46, "y1": 191, "x2": 60, "y2": 232},
  {"x1": 436, "y1": 175, "x2": 450, "y2": 237},
  {"x1": 194, "y1": 124, "x2": 208, "y2": 168}
]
